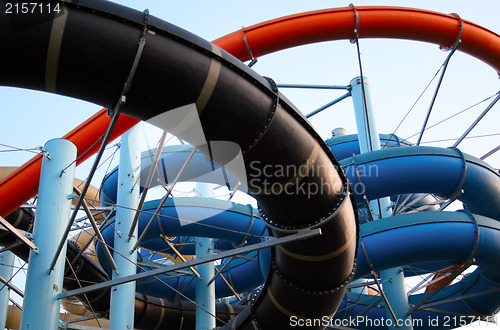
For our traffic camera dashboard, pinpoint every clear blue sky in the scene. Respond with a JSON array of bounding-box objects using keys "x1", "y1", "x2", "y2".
[
  {"x1": 1, "y1": 0, "x2": 498, "y2": 177},
  {"x1": 0, "y1": 1, "x2": 499, "y2": 327}
]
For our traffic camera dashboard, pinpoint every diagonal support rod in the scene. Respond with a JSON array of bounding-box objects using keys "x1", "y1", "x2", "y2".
[
  {"x1": 305, "y1": 92, "x2": 351, "y2": 118},
  {"x1": 416, "y1": 38, "x2": 462, "y2": 146},
  {"x1": 60, "y1": 228, "x2": 321, "y2": 299},
  {"x1": 407, "y1": 258, "x2": 475, "y2": 316},
  {"x1": 360, "y1": 242, "x2": 398, "y2": 323},
  {"x1": 481, "y1": 143, "x2": 500, "y2": 160},
  {"x1": 0, "y1": 216, "x2": 37, "y2": 253},
  {"x1": 128, "y1": 131, "x2": 168, "y2": 238},
  {"x1": 207, "y1": 256, "x2": 234, "y2": 286},
  {"x1": 452, "y1": 92, "x2": 500, "y2": 148},
  {"x1": 0, "y1": 274, "x2": 24, "y2": 297},
  {"x1": 131, "y1": 147, "x2": 197, "y2": 252},
  {"x1": 49, "y1": 108, "x2": 123, "y2": 273},
  {"x1": 50, "y1": 7, "x2": 150, "y2": 273},
  {"x1": 73, "y1": 187, "x2": 118, "y2": 273},
  {"x1": 160, "y1": 234, "x2": 200, "y2": 278},
  {"x1": 420, "y1": 287, "x2": 500, "y2": 311},
  {"x1": 214, "y1": 264, "x2": 241, "y2": 300}
]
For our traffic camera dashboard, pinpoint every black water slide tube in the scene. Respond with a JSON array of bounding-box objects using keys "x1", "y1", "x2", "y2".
[
  {"x1": 0, "y1": 1, "x2": 357, "y2": 328},
  {"x1": 0, "y1": 209, "x2": 243, "y2": 328}
]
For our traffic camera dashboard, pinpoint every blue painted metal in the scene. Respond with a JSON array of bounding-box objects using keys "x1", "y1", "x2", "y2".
[
  {"x1": 340, "y1": 147, "x2": 500, "y2": 219},
  {"x1": 350, "y1": 76, "x2": 413, "y2": 329},
  {"x1": 96, "y1": 198, "x2": 267, "y2": 300},
  {"x1": 195, "y1": 182, "x2": 216, "y2": 330},
  {"x1": 0, "y1": 251, "x2": 15, "y2": 328},
  {"x1": 305, "y1": 92, "x2": 350, "y2": 118},
  {"x1": 196, "y1": 236, "x2": 216, "y2": 330},
  {"x1": 20, "y1": 138, "x2": 76, "y2": 330},
  {"x1": 325, "y1": 133, "x2": 412, "y2": 160},
  {"x1": 100, "y1": 135, "x2": 413, "y2": 207},
  {"x1": 94, "y1": 127, "x2": 500, "y2": 327},
  {"x1": 109, "y1": 125, "x2": 141, "y2": 330},
  {"x1": 350, "y1": 77, "x2": 381, "y2": 154},
  {"x1": 335, "y1": 211, "x2": 500, "y2": 329}
]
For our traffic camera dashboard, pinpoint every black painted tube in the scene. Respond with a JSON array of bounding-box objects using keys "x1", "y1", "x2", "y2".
[
  {"x1": 0, "y1": 211, "x2": 243, "y2": 328},
  {"x1": 0, "y1": 1, "x2": 358, "y2": 328}
]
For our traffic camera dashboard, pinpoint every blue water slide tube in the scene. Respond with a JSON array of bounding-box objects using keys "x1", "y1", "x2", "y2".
[
  {"x1": 335, "y1": 146, "x2": 500, "y2": 328},
  {"x1": 97, "y1": 134, "x2": 394, "y2": 300},
  {"x1": 100, "y1": 133, "x2": 409, "y2": 206},
  {"x1": 100, "y1": 135, "x2": 500, "y2": 327},
  {"x1": 335, "y1": 211, "x2": 500, "y2": 329},
  {"x1": 97, "y1": 197, "x2": 269, "y2": 300},
  {"x1": 325, "y1": 133, "x2": 412, "y2": 160},
  {"x1": 340, "y1": 146, "x2": 500, "y2": 220}
]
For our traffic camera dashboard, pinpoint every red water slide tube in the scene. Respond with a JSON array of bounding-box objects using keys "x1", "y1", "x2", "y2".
[
  {"x1": 0, "y1": 110, "x2": 139, "y2": 217},
  {"x1": 1, "y1": 5, "x2": 498, "y2": 219},
  {"x1": 214, "y1": 6, "x2": 500, "y2": 72}
]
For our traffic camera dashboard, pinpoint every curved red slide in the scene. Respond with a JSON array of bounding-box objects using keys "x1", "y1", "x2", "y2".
[
  {"x1": 0, "y1": 110, "x2": 139, "y2": 217},
  {"x1": 214, "y1": 6, "x2": 500, "y2": 72},
  {"x1": 1, "y1": 5, "x2": 498, "y2": 222}
]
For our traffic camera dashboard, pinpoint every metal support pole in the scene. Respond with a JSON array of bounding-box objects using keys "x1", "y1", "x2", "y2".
[
  {"x1": 0, "y1": 251, "x2": 15, "y2": 328},
  {"x1": 350, "y1": 77, "x2": 381, "y2": 153},
  {"x1": 195, "y1": 182, "x2": 216, "y2": 330},
  {"x1": 109, "y1": 126, "x2": 141, "y2": 330},
  {"x1": 20, "y1": 139, "x2": 77, "y2": 330},
  {"x1": 196, "y1": 237, "x2": 215, "y2": 330},
  {"x1": 305, "y1": 92, "x2": 351, "y2": 118},
  {"x1": 351, "y1": 77, "x2": 413, "y2": 329},
  {"x1": 60, "y1": 228, "x2": 321, "y2": 299}
]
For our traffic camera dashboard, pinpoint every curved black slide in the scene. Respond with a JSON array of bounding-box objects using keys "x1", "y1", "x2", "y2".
[{"x1": 0, "y1": 1, "x2": 358, "y2": 328}]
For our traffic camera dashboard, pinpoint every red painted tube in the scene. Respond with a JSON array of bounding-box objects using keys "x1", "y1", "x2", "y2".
[
  {"x1": 0, "y1": 110, "x2": 139, "y2": 217},
  {"x1": 213, "y1": 6, "x2": 500, "y2": 73},
  {"x1": 2, "y1": 6, "x2": 499, "y2": 219}
]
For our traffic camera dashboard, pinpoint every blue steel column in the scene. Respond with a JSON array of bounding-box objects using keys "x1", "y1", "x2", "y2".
[
  {"x1": 195, "y1": 182, "x2": 216, "y2": 330},
  {"x1": 20, "y1": 138, "x2": 77, "y2": 330},
  {"x1": 0, "y1": 251, "x2": 15, "y2": 328},
  {"x1": 109, "y1": 125, "x2": 141, "y2": 329},
  {"x1": 350, "y1": 77, "x2": 413, "y2": 329}
]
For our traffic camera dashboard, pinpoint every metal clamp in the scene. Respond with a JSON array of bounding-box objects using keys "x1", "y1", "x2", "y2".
[
  {"x1": 349, "y1": 3, "x2": 360, "y2": 44},
  {"x1": 439, "y1": 13, "x2": 464, "y2": 51},
  {"x1": 107, "y1": 8, "x2": 150, "y2": 118},
  {"x1": 463, "y1": 210, "x2": 481, "y2": 263},
  {"x1": 241, "y1": 27, "x2": 258, "y2": 67},
  {"x1": 438, "y1": 147, "x2": 468, "y2": 211},
  {"x1": 352, "y1": 154, "x2": 375, "y2": 221},
  {"x1": 235, "y1": 205, "x2": 257, "y2": 248}
]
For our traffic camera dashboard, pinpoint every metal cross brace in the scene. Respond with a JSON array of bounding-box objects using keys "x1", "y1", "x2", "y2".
[
  {"x1": 59, "y1": 228, "x2": 321, "y2": 299},
  {"x1": 0, "y1": 215, "x2": 37, "y2": 253},
  {"x1": 360, "y1": 242, "x2": 399, "y2": 323},
  {"x1": 407, "y1": 258, "x2": 476, "y2": 316}
]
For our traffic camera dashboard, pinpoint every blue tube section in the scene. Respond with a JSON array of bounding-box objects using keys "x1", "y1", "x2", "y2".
[
  {"x1": 341, "y1": 146, "x2": 500, "y2": 220},
  {"x1": 97, "y1": 138, "x2": 500, "y2": 327},
  {"x1": 100, "y1": 145, "x2": 241, "y2": 208},
  {"x1": 100, "y1": 135, "x2": 409, "y2": 207},
  {"x1": 334, "y1": 211, "x2": 500, "y2": 328},
  {"x1": 96, "y1": 198, "x2": 268, "y2": 300},
  {"x1": 325, "y1": 133, "x2": 412, "y2": 161}
]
